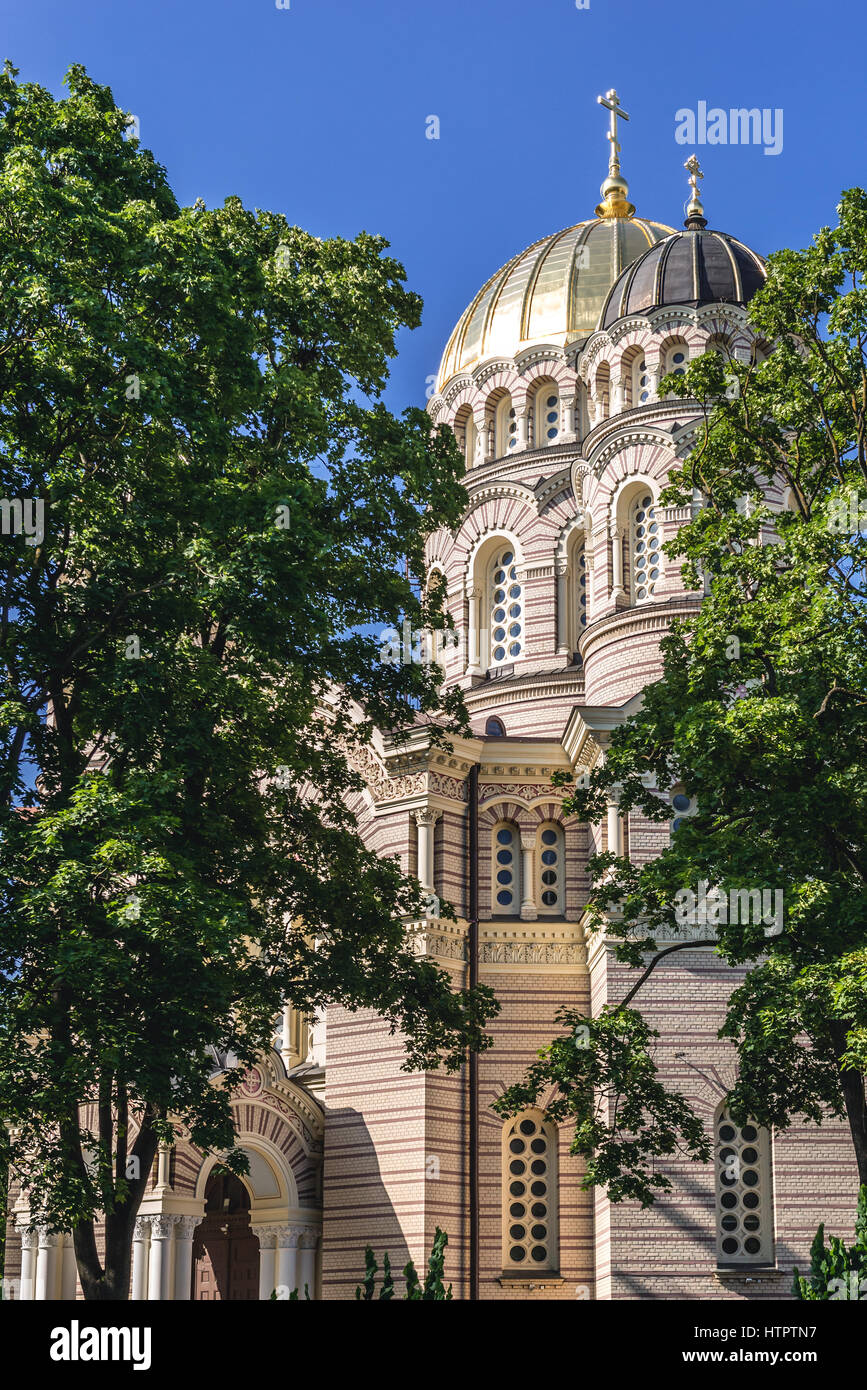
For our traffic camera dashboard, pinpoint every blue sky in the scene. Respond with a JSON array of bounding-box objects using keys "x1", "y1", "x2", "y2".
[{"x1": 4, "y1": 0, "x2": 865, "y2": 413}]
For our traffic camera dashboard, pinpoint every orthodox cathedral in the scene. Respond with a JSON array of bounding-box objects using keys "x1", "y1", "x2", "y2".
[{"x1": 7, "y1": 91, "x2": 859, "y2": 1302}]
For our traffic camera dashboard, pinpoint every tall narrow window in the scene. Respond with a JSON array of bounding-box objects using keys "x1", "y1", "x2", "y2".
[
  {"x1": 492, "y1": 822, "x2": 521, "y2": 915},
  {"x1": 715, "y1": 1106, "x2": 773, "y2": 1266},
  {"x1": 502, "y1": 1113, "x2": 559, "y2": 1273},
  {"x1": 632, "y1": 356, "x2": 651, "y2": 405},
  {"x1": 631, "y1": 492, "x2": 661, "y2": 602},
  {"x1": 537, "y1": 824, "x2": 564, "y2": 912},
  {"x1": 490, "y1": 549, "x2": 523, "y2": 666},
  {"x1": 576, "y1": 548, "x2": 587, "y2": 634},
  {"x1": 665, "y1": 343, "x2": 689, "y2": 377},
  {"x1": 495, "y1": 395, "x2": 517, "y2": 456},
  {"x1": 534, "y1": 388, "x2": 559, "y2": 446},
  {"x1": 465, "y1": 416, "x2": 478, "y2": 466}
]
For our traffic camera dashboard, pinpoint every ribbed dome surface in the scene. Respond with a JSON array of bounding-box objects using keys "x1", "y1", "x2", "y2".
[
  {"x1": 436, "y1": 215, "x2": 674, "y2": 392},
  {"x1": 599, "y1": 228, "x2": 766, "y2": 329}
]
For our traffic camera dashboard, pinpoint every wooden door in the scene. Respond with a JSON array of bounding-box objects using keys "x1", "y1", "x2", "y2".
[{"x1": 192, "y1": 1173, "x2": 260, "y2": 1300}]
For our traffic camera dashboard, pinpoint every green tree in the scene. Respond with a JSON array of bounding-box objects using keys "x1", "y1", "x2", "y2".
[
  {"x1": 496, "y1": 188, "x2": 867, "y2": 1207},
  {"x1": 355, "y1": 1228, "x2": 452, "y2": 1300},
  {"x1": 794, "y1": 1186, "x2": 867, "y2": 1299},
  {"x1": 0, "y1": 63, "x2": 496, "y2": 1300}
]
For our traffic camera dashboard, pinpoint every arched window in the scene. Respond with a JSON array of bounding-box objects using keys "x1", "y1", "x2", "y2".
[
  {"x1": 489, "y1": 548, "x2": 523, "y2": 667},
  {"x1": 632, "y1": 355, "x2": 652, "y2": 406},
  {"x1": 630, "y1": 491, "x2": 661, "y2": 602},
  {"x1": 670, "y1": 786, "x2": 697, "y2": 834},
  {"x1": 485, "y1": 716, "x2": 506, "y2": 737},
  {"x1": 576, "y1": 546, "x2": 587, "y2": 636},
  {"x1": 456, "y1": 410, "x2": 477, "y2": 468},
  {"x1": 715, "y1": 1106, "x2": 773, "y2": 1266},
  {"x1": 495, "y1": 395, "x2": 517, "y2": 457},
  {"x1": 534, "y1": 386, "x2": 559, "y2": 446},
  {"x1": 492, "y1": 821, "x2": 521, "y2": 915},
  {"x1": 502, "y1": 1112, "x2": 559, "y2": 1273},
  {"x1": 594, "y1": 363, "x2": 610, "y2": 422},
  {"x1": 664, "y1": 342, "x2": 689, "y2": 377},
  {"x1": 537, "y1": 823, "x2": 564, "y2": 912}
]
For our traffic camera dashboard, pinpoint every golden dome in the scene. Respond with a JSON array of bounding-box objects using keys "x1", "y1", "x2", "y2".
[{"x1": 436, "y1": 213, "x2": 675, "y2": 392}]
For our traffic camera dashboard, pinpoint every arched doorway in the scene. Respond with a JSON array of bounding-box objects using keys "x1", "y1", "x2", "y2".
[{"x1": 192, "y1": 1173, "x2": 260, "y2": 1300}]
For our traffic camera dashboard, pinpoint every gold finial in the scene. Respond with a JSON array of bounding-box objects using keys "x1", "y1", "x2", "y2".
[
  {"x1": 595, "y1": 88, "x2": 635, "y2": 219},
  {"x1": 683, "y1": 154, "x2": 707, "y2": 229}
]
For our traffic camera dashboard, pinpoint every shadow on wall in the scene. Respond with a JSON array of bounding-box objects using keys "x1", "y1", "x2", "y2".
[{"x1": 320, "y1": 1108, "x2": 413, "y2": 1300}]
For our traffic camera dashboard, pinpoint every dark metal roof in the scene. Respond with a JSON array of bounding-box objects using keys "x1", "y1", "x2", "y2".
[{"x1": 599, "y1": 228, "x2": 766, "y2": 329}]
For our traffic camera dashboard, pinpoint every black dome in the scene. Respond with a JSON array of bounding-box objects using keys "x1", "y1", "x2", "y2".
[{"x1": 599, "y1": 228, "x2": 766, "y2": 329}]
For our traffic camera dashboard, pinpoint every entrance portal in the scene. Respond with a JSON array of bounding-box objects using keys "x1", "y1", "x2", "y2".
[{"x1": 192, "y1": 1172, "x2": 260, "y2": 1300}]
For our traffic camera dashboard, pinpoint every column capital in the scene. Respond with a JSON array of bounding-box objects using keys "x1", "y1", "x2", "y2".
[
  {"x1": 149, "y1": 1214, "x2": 177, "y2": 1241},
  {"x1": 18, "y1": 1227, "x2": 38, "y2": 1250},
  {"x1": 277, "y1": 1227, "x2": 301, "y2": 1249},
  {"x1": 37, "y1": 1229, "x2": 62, "y2": 1248},
  {"x1": 414, "y1": 808, "x2": 441, "y2": 828},
  {"x1": 133, "y1": 1216, "x2": 151, "y2": 1241},
  {"x1": 176, "y1": 1216, "x2": 200, "y2": 1240},
  {"x1": 255, "y1": 1224, "x2": 280, "y2": 1248}
]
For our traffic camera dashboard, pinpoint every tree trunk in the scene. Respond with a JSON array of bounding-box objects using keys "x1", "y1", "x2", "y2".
[{"x1": 831, "y1": 1025, "x2": 867, "y2": 1187}]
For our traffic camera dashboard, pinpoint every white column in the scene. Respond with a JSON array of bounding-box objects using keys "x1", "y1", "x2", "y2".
[
  {"x1": 35, "y1": 1228, "x2": 60, "y2": 1300},
  {"x1": 610, "y1": 524, "x2": 625, "y2": 603},
  {"x1": 173, "y1": 1216, "x2": 197, "y2": 1301},
  {"x1": 280, "y1": 1002, "x2": 294, "y2": 1068},
  {"x1": 645, "y1": 362, "x2": 661, "y2": 401},
  {"x1": 607, "y1": 789, "x2": 623, "y2": 857},
  {"x1": 131, "y1": 1217, "x2": 149, "y2": 1300},
  {"x1": 472, "y1": 413, "x2": 488, "y2": 466},
  {"x1": 61, "y1": 1234, "x2": 78, "y2": 1300},
  {"x1": 415, "y1": 809, "x2": 440, "y2": 894},
  {"x1": 18, "y1": 1227, "x2": 36, "y2": 1301},
  {"x1": 517, "y1": 406, "x2": 531, "y2": 450},
  {"x1": 276, "y1": 1229, "x2": 299, "y2": 1296},
  {"x1": 298, "y1": 1232, "x2": 318, "y2": 1300},
  {"x1": 561, "y1": 395, "x2": 577, "y2": 437},
  {"x1": 466, "y1": 584, "x2": 483, "y2": 677},
  {"x1": 258, "y1": 1226, "x2": 277, "y2": 1299},
  {"x1": 155, "y1": 1145, "x2": 171, "y2": 1195},
  {"x1": 520, "y1": 833, "x2": 537, "y2": 921},
  {"x1": 555, "y1": 559, "x2": 569, "y2": 654},
  {"x1": 146, "y1": 1215, "x2": 172, "y2": 1300}
]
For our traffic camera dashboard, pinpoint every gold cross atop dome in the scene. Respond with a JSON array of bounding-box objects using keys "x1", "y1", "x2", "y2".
[
  {"x1": 595, "y1": 88, "x2": 636, "y2": 219},
  {"x1": 683, "y1": 153, "x2": 708, "y2": 229}
]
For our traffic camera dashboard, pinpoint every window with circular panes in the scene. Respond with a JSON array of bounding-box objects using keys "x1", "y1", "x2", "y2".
[
  {"x1": 537, "y1": 824, "x2": 564, "y2": 912},
  {"x1": 631, "y1": 493, "x2": 661, "y2": 602},
  {"x1": 576, "y1": 548, "x2": 587, "y2": 633},
  {"x1": 492, "y1": 822, "x2": 521, "y2": 916},
  {"x1": 535, "y1": 388, "x2": 559, "y2": 446},
  {"x1": 715, "y1": 1107, "x2": 773, "y2": 1266},
  {"x1": 495, "y1": 396, "x2": 517, "y2": 456},
  {"x1": 632, "y1": 356, "x2": 651, "y2": 405},
  {"x1": 666, "y1": 345, "x2": 689, "y2": 378},
  {"x1": 503, "y1": 1113, "x2": 558, "y2": 1273},
  {"x1": 670, "y1": 787, "x2": 696, "y2": 834},
  {"x1": 490, "y1": 550, "x2": 522, "y2": 666}
]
